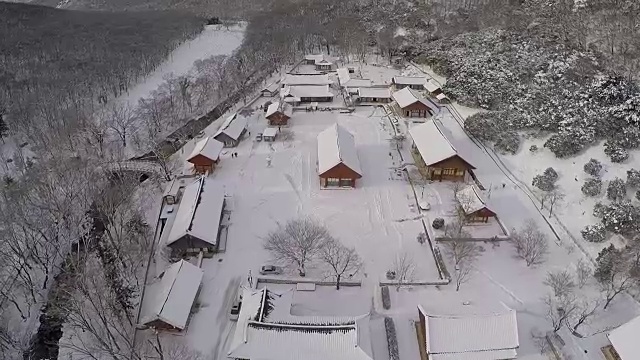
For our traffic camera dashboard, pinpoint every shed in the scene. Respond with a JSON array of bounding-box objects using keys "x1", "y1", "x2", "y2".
[
  {"x1": 261, "y1": 83, "x2": 280, "y2": 97},
  {"x1": 455, "y1": 185, "x2": 496, "y2": 222},
  {"x1": 317, "y1": 124, "x2": 362, "y2": 188},
  {"x1": 163, "y1": 178, "x2": 181, "y2": 205},
  {"x1": 265, "y1": 101, "x2": 292, "y2": 126},
  {"x1": 186, "y1": 137, "x2": 224, "y2": 174},
  {"x1": 357, "y1": 87, "x2": 392, "y2": 103},
  {"x1": 304, "y1": 54, "x2": 337, "y2": 71},
  {"x1": 417, "y1": 304, "x2": 519, "y2": 360},
  {"x1": 392, "y1": 76, "x2": 427, "y2": 90},
  {"x1": 408, "y1": 120, "x2": 475, "y2": 182},
  {"x1": 606, "y1": 315, "x2": 640, "y2": 360},
  {"x1": 141, "y1": 260, "x2": 203, "y2": 331},
  {"x1": 213, "y1": 113, "x2": 248, "y2": 147},
  {"x1": 165, "y1": 177, "x2": 226, "y2": 256},
  {"x1": 392, "y1": 88, "x2": 438, "y2": 118},
  {"x1": 263, "y1": 127, "x2": 278, "y2": 142}
]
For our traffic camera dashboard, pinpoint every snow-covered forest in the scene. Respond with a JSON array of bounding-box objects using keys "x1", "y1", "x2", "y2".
[{"x1": 1, "y1": 0, "x2": 640, "y2": 359}]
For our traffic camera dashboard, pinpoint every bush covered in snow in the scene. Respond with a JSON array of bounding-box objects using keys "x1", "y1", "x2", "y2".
[
  {"x1": 599, "y1": 201, "x2": 640, "y2": 236},
  {"x1": 626, "y1": 169, "x2": 640, "y2": 188},
  {"x1": 495, "y1": 131, "x2": 520, "y2": 154},
  {"x1": 593, "y1": 202, "x2": 605, "y2": 218},
  {"x1": 432, "y1": 218, "x2": 445, "y2": 229},
  {"x1": 385, "y1": 317, "x2": 399, "y2": 360},
  {"x1": 607, "y1": 178, "x2": 627, "y2": 202},
  {"x1": 581, "y1": 224, "x2": 606, "y2": 243},
  {"x1": 581, "y1": 178, "x2": 602, "y2": 196},
  {"x1": 583, "y1": 158, "x2": 602, "y2": 177},
  {"x1": 465, "y1": 111, "x2": 523, "y2": 153},
  {"x1": 530, "y1": 145, "x2": 538, "y2": 153},
  {"x1": 604, "y1": 140, "x2": 629, "y2": 163},
  {"x1": 636, "y1": 191, "x2": 640, "y2": 201},
  {"x1": 532, "y1": 167, "x2": 559, "y2": 191},
  {"x1": 417, "y1": 29, "x2": 640, "y2": 160}
]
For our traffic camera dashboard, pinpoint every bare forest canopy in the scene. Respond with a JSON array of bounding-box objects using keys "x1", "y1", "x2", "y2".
[{"x1": 0, "y1": 1, "x2": 203, "y2": 148}]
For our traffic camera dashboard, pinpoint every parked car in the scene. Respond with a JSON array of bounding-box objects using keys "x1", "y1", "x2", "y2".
[
  {"x1": 255, "y1": 133, "x2": 263, "y2": 142},
  {"x1": 229, "y1": 300, "x2": 241, "y2": 321},
  {"x1": 418, "y1": 201, "x2": 431, "y2": 211},
  {"x1": 259, "y1": 265, "x2": 282, "y2": 275}
]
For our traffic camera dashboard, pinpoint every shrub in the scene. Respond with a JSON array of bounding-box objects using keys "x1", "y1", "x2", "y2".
[
  {"x1": 627, "y1": 169, "x2": 640, "y2": 188},
  {"x1": 495, "y1": 131, "x2": 520, "y2": 154},
  {"x1": 600, "y1": 201, "x2": 640, "y2": 235},
  {"x1": 583, "y1": 158, "x2": 602, "y2": 177},
  {"x1": 581, "y1": 178, "x2": 602, "y2": 196},
  {"x1": 581, "y1": 224, "x2": 606, "y2": 243},
  {"x1": 607, "y1": 178, "x2": 627, "y2": 202},
  {"x1": 593, "y1": 202, "x2": 605, "y2": 218},
  {"x1": 381, "y1": 286, "x2": 391, "y2": 310},
  {"x1": 529, "y1": 144, "x2": 538, "y2": 153},
  {"x1": 532, "y1": 167, "x2": 558, "y2": 191},
  {"x1": 385, "y1": 317, "x2": 400, "y2": 360},
  {"x1": 604, "y1": 140, "x2": 629, "y2": 163},
  {"x1": 432, "y1": 218, "x2": 445, "y2": 229},
  {"x1": 636, "y1": 190, "x2": 640, "y2": 201}
]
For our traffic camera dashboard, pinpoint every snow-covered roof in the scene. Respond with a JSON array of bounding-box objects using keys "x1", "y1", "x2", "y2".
[
  {"x1": 305, "y1": 54, "x2": 335, "y2": 65},
  {"x1": 142, "y1": 260, "x2": 203, "y2": 330},
  {"x1": 436, "y1": 93, "x2": 448, "y2": 101},
  {"x1": 282, "y1": 74, "x2": 332, "y2": 86},
  {"x1": 317, "y1": 124, "x2": 362, "y2": 176},
  {"x1": 424, "y1": 80, "x2": 441, "y2": 93},
  {"x1": 283, "y1": 85, "x2": 334, "y2": 99},
  {"x1": 187, "y1": 137, "x2": 224, "y2": 163},
  {"x1": 166, "y1": 177, "x2": 225, "y2": 247},
  {"x1": 409, "y1": 120, "x2": 474, "y2": 168},
  {"x1": 358, "y1": 87, "x2": 392, "y2": 99},
  {"x1": 265, "y1": 101, "x2": 292, "y2": 119},
  {"x1": 262, "y1": 82, "x2": 280, "y2": 92},
  {"x1": 608, "y1": 315, "x2": 640, "y2": 360},
  {"x1": 263, "y1": 127, "x2": 278, "y2": 138},
  {"x1": 393, "y1": 76, "x2": 427, "y2": 85},
  {"x1": 214, "y1": 113, "x2": 247, "y2": 141},
  {"x1": 228, "y1": 287, "x2": 373, "y2": 360},
  {"x1": 418, "y1": 305, "x2": 519, "y2": 359},
  {"x1": 392, "y1": 87, "x2": 438, "y2": 110},
  {"x1": 456, "y1": 185, "x2": 493, "y2": 215},
  {"x1": 337, "y1": 68, "x2": 372, "y2": 88}
]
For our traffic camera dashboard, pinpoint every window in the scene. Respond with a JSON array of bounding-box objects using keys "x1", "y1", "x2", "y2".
[
  {"x1": 340, "y1": 179, "x2": 353, "y2": 187},
  {"x1": 432, "y1": 168, "x2": 442, "y2": 175},
  {"x1": 326, "y1": 178, "x2": 340, "y2": 187},
  {"x1": 456, "y1": 169, "x2": 465, "y2": 176},
  {"x1": 442, "y1": 168, "x2": 457, "y2": 175}
]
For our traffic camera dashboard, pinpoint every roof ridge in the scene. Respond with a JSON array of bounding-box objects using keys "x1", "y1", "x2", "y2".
[
  {"x1": 186, "y1": 177, "x2": 205, "y2": 232},
  {"x1": 432, "y1": 120, "x2": 458, "y2": 154},
  {"x1": 425, "y1": 309, "x2": 515, "y2": 319}
]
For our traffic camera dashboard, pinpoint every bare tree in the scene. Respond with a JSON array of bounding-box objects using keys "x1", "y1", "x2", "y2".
[
  {"x1": 595, "y1": 244, "x2": 639, "y2": 309},
  {"x1": 319, "y1": 237, "x2": 362, "y2": 290},
  {"x1": 547, "y1": 189, "x2": 565, "y2": 216},
  {"x1": 391, "y1": 252, "x2": 416, "y2": 291},
  {"x1": 543, "y1": 293, "x2": 579, "y2": 332},
  {"x1": 575, "y1": 258, "x2": 592, "y2": 288},
  {"x1": 543, "y1": 270, "x2": 576, "y2": 298},
  {"x1": 510, "y1": 220, "x2": 549, "y2": 267},
  {"x1": 570, "y1": 298, "x2": 600, "y2": 333},
  {"x1": 443, "y1": 240, "x2": 481, "y2": 291},
  {"x1": 107, "y1": 103, "x2": 137, "y2": 148},
  {"x1": 264, "y1": 218, "x2": 331, "y2": 276}
]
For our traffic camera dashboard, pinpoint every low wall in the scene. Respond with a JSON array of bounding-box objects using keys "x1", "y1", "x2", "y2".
[{"x1": 256, "y1": 277, "x2": 362, "y2": 287}]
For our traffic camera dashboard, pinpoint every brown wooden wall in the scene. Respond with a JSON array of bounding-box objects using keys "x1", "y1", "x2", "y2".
[
  {"x1": 427, "y1": 155, "x2": 473, "y2": 182},
  {"x1": 401, "y1": 102, "x2": 432, "y2": 117},
  {"x1": 319, "y1": 162, "x2": 361, "y2": 188},
  {"x1": 188, "y1": 154, "x2": 216, "y2": 174},
  {"x1": 267, "y1": 112, "x2": 290, "y2": 126}
]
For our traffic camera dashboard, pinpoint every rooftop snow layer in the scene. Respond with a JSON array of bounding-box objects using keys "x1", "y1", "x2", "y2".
[
  {"x1": 424, "y1": 80, "x2": 441, "y2": 93},
  {"x1": 419, "y1": 306, "x2": 519, "y2": 358},
  {"x1": 393, "y1": 76, "x2": 427, "y2": 85},
  {"x1": 283, "y1": 85, "x2": 334, "y2": 99},
  {"x1": 262, "y1": 82, "x2": 280, "y2": 93},
  {"x1": 608, "y1": 315, "x2": 640, "y2": 360},
  {"x1": 263, "y1": 127, "x2": 278, "y2": 138},
  {"x1": 317, "y1": 124, "x2": 362, "y2": 176},
  {"x1": 392, "y1": 87, "x2": 438, "y2": 110},
  {"x1": 214, "y1": 113, "x2": 247, "y2": 141},
  {"x1": 166, "y1": 177, "x2": 225, "y2": 247},
  {"x1": 265, "y1": 101, "x2": 281, "y2": 118},
  {"x1": 337, "y1": 68, "x2": 372, "y2": 88},
  {"x1": 456, "y1": 185, "x2": 492, "y2": 215},
  {"x1": 358, "y1": 87, "x2": 392, "y2": 99},
  {"x1": 142, "y1": 260, "x2": 203, "y2": 330},
  {"x1": 187, "y1": 137, "x2": 224, "y2": 162},
  {"x1": 282, "y1": 74, "x2": 332, "y2": 86},
  {"x1": 305, "y1": 54, "x2": 335, "y2": 65},
  {"x1": 409, "y1": 120, "x2": 474, "y2": 168}
]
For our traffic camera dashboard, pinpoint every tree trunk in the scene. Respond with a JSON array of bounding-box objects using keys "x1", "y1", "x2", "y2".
[{"x1": 336, "y1": 274, "x2": 341, "y2": 290}]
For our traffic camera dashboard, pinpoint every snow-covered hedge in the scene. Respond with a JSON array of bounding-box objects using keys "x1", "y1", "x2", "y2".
[
  {"x1": 432, "y1": 218, "x2": 445, "y2": 229},
  {"x1": 581, "y1": 178, "x2": 602, "y2": 196},
  {"x1": 581, "y1": 224, "x2": 606, "y2": 243},
  {"x1": 598, "y1": 201, "x2": 640, "y2": 236},
  {"x1": 381, "y1": 286, "x2": 391, "y2": 310},
  {"x1": 384, "y1": 317, "x2": 399, "y2": 360},
  {"x1": 626, "y1": 169, "x2": 640, "y2": 188},
  {"x1": 532, "y1": 167, "x2": 558, "y2": 191},
  {"x1": 583, "y1": 158, "x2": 602, "y2": 177},
  {"x1": 417, "y1": 29, "x2": 640, "y2": 160},
  {"x1": 607, "y1": 178, "x2": 627, "y2": 202}
]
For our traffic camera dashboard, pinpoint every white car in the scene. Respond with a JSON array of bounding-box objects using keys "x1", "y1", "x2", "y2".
[
  {"x1": 259, "y1": 265, "x2": 282, "y2": 275},
  {"x1": 229, "y1": 300, "x2": 241, "y2": 321},
  {"x1": 418, "y1": 201, "x2": 431, "y2": 211}
]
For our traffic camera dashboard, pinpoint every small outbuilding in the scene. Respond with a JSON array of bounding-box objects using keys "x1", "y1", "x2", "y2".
[
  {"x1": 186, "y1": 137, "x2": 224, "y2": 174},
  {"x1": 337, "y1": 68, "x2": 373, "y2": 92},
  {"x1": 304, "y1": 54, "x2": 337, "y2": 71},
  {"x1": 392, "y1": 76, "x2": 427, "y2": 90},
  {"x1": 263, "y1": 127, "x2": 278, "y2": 142},
  {"x1": 455, "y1": 185, "x2": 496, "y2": 223},
  {"x1": 392, "y1": 88, "x2": 438, "y2": 118},
  {"x1": 265, "y1": 101, "x2": 292, "y2": 126},
  {"x1": 166, "y1": 177, "x2": 226, "y2": 256},
  {"x1": 357, "y1": 87, "x2": 392, "y2": 103},
  {"x1": 417, "y1": 304, "x2": 519, "y2": 360},
  {"x1": 213, "y1": 113, "x2": 248, "y2": 147},
  {"x1": 408, "y1": 120, "x2": 475, "y2": 182},
  {"x1": 261, "y1": 83, "x2": 280, "y2": 97},
  {"x1": 141, "y1": 260, "x2": 203, "y2": 331},
  {"x1": 317, "y1": 124, "x2": 362, "y2": 188}
]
